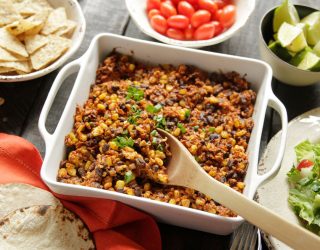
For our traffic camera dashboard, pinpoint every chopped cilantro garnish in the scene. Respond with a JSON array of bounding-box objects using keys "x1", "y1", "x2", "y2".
[
  {"x1": 154, "y1": 114, "x2": 166, "y2": 129},
  {"x1": 193, "y1": 125, "x2": 199, "y2": 131},
  {"x1": 113, "y1": 136, "x2": 134, "y2": 148},
  {"x1": 209, "y1": 127, "x2": 215, "y2": 133},
  {"x1": 124, "y1": 170, "x2": 135, "y2": 184},
  {"x1": 177, "y1": 123, "x2": 186, "y2": 134},
  {"x1": 126, "y1": 86, "x2": 144, "y2": 101},
  {"x1": 150, "y1": 130, "x2": 158, "y2": 136},
  {"x1": 152, "y1": 137, "x2": 158, "y2": 145},
  {"x1": 146, "y1": 103, "x2": 162, "y2": 113},
  {"x1": 185, "y1": 109, "x2": 191, "y2": 118},
  {"x1": 127, "y1": 105, "x2": 142, "y2": 124}
]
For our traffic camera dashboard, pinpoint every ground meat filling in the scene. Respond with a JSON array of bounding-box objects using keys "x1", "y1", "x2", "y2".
[{"x1": 58, "y1": 53, "x2": 256, "y2": 217}]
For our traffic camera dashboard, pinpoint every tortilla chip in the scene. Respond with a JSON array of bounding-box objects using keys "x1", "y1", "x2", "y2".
[
  {"x1": 0, "y1": 67, "x2": 15, "y2": 74},
  {"x1": 30, "y1": 35, "x2": 70, "y2": 70},
  {"x1": 0, "y1": 60, "x2": 31, "y2": 73},
  {"x1": 24, "y1": 10, "x2": 49, "y2": 36},
  {"x1": 0, "y1": 46, "x2": 23, "y2": 62},
  {"x1": 0, "y1": 28, "x2": 28, "y2": 57},
  {"x1": 25, "y1": 34, "x2": 48, "y2": 54},
  {"x1": 0, "y1": 0, "x2": 22, "y2": 27},
  {"x1": 13, "y1": 0, "x2": 52, "y2": 17},
  {"x1": 54, "y1": 20, "x2": 77, "y2": 37},
  {"x1": 41, "y1": 7, "x2": 67, "y2": 35}
]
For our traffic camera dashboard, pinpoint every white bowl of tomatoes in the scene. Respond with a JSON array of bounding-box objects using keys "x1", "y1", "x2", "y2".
[{"x1": 126, "y1": 0, "x2": 255, "y2": 48}]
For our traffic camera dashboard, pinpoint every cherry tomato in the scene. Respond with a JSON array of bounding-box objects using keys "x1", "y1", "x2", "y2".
[
  {"x1": 191, "y1": 10, "x2": 211, "y2": 28},
  {"x1": 297, "y1": 159, "x2": 314, "y2": 171},
  {"x1": 150, "y1": 15, "x2": 168, "y2": 34},
  {"x1": 160, "y1": 2, "x2": 177, "y2": 18},
  {"x1": 170, "y1": 0, "x2": 181, "y2": 6},
  {"x1": 216, "y1": 4, "x2": 236, "y2": 28},
  {"x1": 166, "y1": 28, "x2": 185, "y2": 40},
  {"x1": 184, "y1": 0, "x2": 198, "y2": 6},
  {"x1": 198, "y1": 0, "x2": 218, "y2": 14},
  {"x1": 184, "y1": 25, "x2": 194, "y2": 40},
  {"x1": 177, "y1": 1, "x2": 195, "y2": 18},
  {"x1": 147, "y1": 0, "x2": 161, "y2": 11},
  {"x1": 194, "y1": 22, "x2": 215, "y2": 40},
  {"x1": 148, "y1": 9, "x2": 161, "y2": 19},
  {"x1": 167, "y1": 15, "x2": 190, "y2": 29},
  {"x1": 214, "y1": 0, "x2": 227, "y2": 9},
  {"x1": 211, "y1": 20, "x2": 223, "y2": 36}
]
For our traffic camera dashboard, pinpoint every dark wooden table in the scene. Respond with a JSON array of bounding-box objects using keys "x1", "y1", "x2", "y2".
[{"x1": 0, "y1": 0, "x2": 318, "y2": 249}]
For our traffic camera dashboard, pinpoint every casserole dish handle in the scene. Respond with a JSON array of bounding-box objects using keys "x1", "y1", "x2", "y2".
[
  {"x1": 254, "y1": 93, "x2": 288, "y2": 187},
  {"x1": 38, "y1": 59, "x2": 81, "y2": 149}
]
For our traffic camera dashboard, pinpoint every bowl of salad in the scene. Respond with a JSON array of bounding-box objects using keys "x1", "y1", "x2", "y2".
[
  {"x1": 126, "y1": 0, "x2": 255, "y2": 48},
  {"x1": 259, "y1": 0, "x2": 320, "y2": 86}
]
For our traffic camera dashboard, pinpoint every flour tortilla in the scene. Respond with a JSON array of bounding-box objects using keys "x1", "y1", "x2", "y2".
[
  {"x1": 0, "y1": 183, "x2": 61, "y2": 218},
  {"x1": 0, "y1": 205, "x2": 95, "y2": 250}
]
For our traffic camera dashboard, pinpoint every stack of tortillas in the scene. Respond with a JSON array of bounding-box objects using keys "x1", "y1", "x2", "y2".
[{"x1": 0, "y1": 183, "x2": 95, "y2": 250}]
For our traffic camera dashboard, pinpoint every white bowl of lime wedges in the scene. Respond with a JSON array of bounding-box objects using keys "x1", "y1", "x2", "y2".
[{"x1": 259, "y1": 0, "x2": 320, "y2": 86}]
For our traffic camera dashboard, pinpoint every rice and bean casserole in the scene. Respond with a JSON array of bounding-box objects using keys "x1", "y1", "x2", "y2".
[{"x1": 58, "y1": 53, "x2": 256, "y2": 217}]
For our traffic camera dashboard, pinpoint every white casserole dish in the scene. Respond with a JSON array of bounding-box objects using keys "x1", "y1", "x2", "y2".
[{"x1": 39, "y1": 33, "x2": 288, "y2": 235}]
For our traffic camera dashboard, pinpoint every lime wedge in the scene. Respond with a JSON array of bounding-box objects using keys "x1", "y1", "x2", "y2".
[
  {"x1": 297, "y1": 51, "x2": 320, "y2": 71},
  {"x1": 273, "y1": 0, "x2": 300, "y2": 32},
  {"x1": 296, "y1": 22, "x2": 308, "y2": 38},
  {"x1": 278, "y1": 22, "x2": 307, "y2": 52},
  {"x1": 290, "y1": 47, "x2": 312, "y2": 66},
  {"x1": 301, "y1": 11, "x2": 320, "y2": 45},
  {"x1": 314, "y1": 40, "x2": 320, "y2": 56},
  {"x1": 268, "y1": 41, "x2": 293, "y2": 61}
]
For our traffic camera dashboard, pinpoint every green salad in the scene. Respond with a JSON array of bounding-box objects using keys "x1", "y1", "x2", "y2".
[{"x1": 287, "y1": 140, "x2": 320, "y2": 234}]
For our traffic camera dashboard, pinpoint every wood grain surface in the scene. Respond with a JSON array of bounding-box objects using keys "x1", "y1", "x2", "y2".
[{"x1": 0, "y1": 0, "x2": 318, "y2": 249}]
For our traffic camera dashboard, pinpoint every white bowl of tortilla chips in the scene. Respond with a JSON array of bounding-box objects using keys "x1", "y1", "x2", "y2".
[{"x1": 0, "y1": 0, "x2": 86, "y2": 82}]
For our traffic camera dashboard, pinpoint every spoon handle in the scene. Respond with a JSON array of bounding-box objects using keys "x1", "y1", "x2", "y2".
[{"x1": 188, "y1": 169, "x2": 320, "y2": 249}]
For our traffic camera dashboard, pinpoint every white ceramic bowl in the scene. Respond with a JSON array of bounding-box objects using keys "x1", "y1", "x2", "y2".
[
  {"x1": 259, "y1": 5, "x2": 320, "y2": 86},
  {"x1": 39, "y1": 33, "x2": 288, "y2": 235},
  {"x1": 0, "y1": 0, "x2": 86, "y2": 83},
  {"x1": 126, "y1": 0, "x2": 255, "y2": 48}
]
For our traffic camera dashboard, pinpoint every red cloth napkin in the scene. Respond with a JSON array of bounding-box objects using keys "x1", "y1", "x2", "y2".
[{"x1": 0, "y1": 133, "x2": 161, "y2": 250}]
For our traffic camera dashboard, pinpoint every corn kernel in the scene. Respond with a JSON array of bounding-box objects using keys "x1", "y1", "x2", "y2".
[
  {"x1": 155, "y1": 150, "x2": 166, "y2": 159},
  {"x1": 179, "y1": 89, "x2": 187, "y2": 95},
  {"x1": 181, "y1": 199, "x2": 190, "y2": 207},
  {"x1": 67, "y1": 167, "x2": 76, "y2": 177},
  {"x1": 115, "y1": 180, "x2": 125, "y2": 190},
  {"x1": 126, "y1": 188, "x2": 135, "y2": 195},
  {"x1": 169, "y1": 199, "x2": 176, "y2": 204},
  {"x1": 149, "y1": 150, "x2": 155, "y2": 158},
  {"x1": 128, "y1": 64, "x2": 135, "y2": 71},
  {"x1": 58, "y1": 168, "x2": 68, "y2": 178},
  {"x1": 92, "y1": 126, "x2": 104, "y2": 137},
  {"x1": 221, "y1": 131, "x2": 229, "y2": 139},
  {"x1": 144, "y1": 191, "x2": 151, "y2": 198},
  {"x1": 111, "y1": 113, "x2": 119, "y2": 121},
  {"x1": 189, "y1": 145, "x2": 198, "y2": 155},
  {"x1": 144, "y1": 183, "x2": 151, "y2": 191},
  {"x1": 84, "y1": 161, "x2": 92, "y2": 170},
  {"x1": 209, "y1": 170, "x2": 216, "y2": 177},
  {"x1": 110, "y1": 94, "x2": 117, "y2": 100},
  {"x1": 108, "y1": 102, "x2": 116, "y2": 110},
  {"x1": 208, "y1": 96, "x2": 219, "y2": 104},
  {"x1": 106, "y1": 157, "x2": 112, "y2": 167},
  {"x1": 133, "y1": 81, "x2": 140, "y2": 86},
  {"x1": 166, "y1": 84, "x2": 174, "y2": 91},
  {"x1": 237, "y1": 182, "x2": 245, "y2": 189},
  {"x1": 155, "y1": 157, "x2": 163, "y2": 166},
  {"x1": 98, "y1": 93, "x2": 107, "y2": 100},
  {"x1": 158, "y1": 174, "x2": 168, "y2": 183},
  {"x1": 172, "y1": 128, "x2": 181, "y2": 136},
  {"x1": 174, "y1": 190, "x2": 180, "y2": 198},
  {"x1": 238, "y1": 162, "x2": 246, "y2": 170},
  {"x1": 179, "y1": 100, "x2": 186, "y2": 107},
  {"x1": 195, "y1": 198, "x2": 205, "y2": 206},
  {"x1": 236, "y1": 129, "x2": 246, "y2": 137},
  {"x1": 97, "y1": 103, "x2": 106, "y2": 111},
  {"x1": 106, "y1": 119, "x2": 112, "y2": 125},
  {"x1": 79, "y1": 133, "x2": 87, "y2": 142},
  {"x1": 109, "y1": 141, "x2": 118, "y2": 150},
  {"x1": 215, "y1": 126, "x2": 223, "y2": 133}
]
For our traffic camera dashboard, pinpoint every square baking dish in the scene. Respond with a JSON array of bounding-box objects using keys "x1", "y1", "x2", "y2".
[{"x1": 39, "y1": 33, "x2": 287, "y2": 235}]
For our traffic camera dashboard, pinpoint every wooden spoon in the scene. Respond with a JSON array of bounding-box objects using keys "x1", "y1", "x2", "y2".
[{"x1": 158, "y1": 129, "x2": 320, "y2": 249}]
